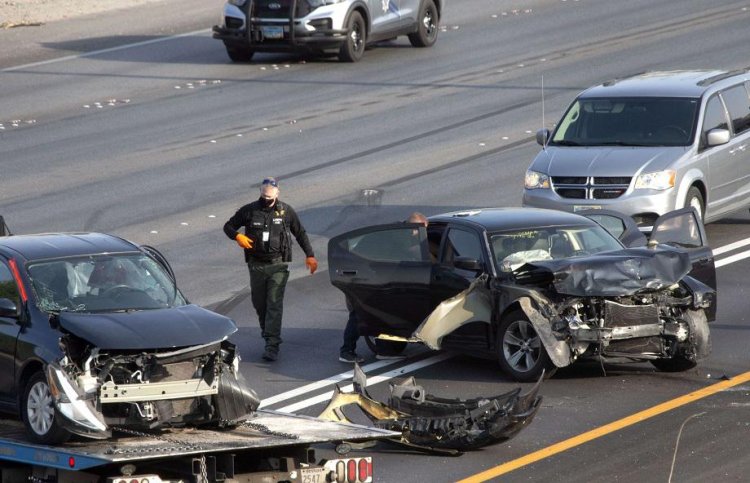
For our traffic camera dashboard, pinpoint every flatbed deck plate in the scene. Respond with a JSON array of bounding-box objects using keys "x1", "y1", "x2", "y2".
[{"x1": 0, "y1": 410, "x2": 397, "y2": 470}]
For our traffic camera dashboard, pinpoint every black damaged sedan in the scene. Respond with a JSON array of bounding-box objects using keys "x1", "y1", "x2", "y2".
[
  {"x1": 0, "y1": 232, "x2": 258, "y2": 443},
  {"x1": 329, "y1": 207, "x2": 716, "y2": 381}
]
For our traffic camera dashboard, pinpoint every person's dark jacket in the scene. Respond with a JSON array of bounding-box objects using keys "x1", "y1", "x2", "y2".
[{"x1": 223, "y1": 198, "x2": 314, "y2": 263}]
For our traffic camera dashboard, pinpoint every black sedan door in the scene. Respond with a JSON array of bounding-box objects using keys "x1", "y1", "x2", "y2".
[
  {"x1": 0, "y1": 259, "x2": 22, "y2": 403},
  {"x1": 328, "y1": 223, "x2": 433, "y2": 337}
]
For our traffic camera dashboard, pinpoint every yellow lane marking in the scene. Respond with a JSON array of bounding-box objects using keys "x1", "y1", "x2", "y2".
[{"x1": 459, "y1": 370, "x2": 750, "y2": 483}]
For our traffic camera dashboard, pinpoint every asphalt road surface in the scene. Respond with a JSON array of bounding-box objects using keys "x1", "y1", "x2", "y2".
[{"x1": 2, "y1": 0, "x2": 750, "y2": 481}]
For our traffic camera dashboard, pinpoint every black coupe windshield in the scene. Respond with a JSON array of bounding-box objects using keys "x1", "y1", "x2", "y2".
[
  {"x1": 490, "y1": 225, "x2": 623, "y2": 273},
  {"x1": 28, "y1": 253, "x2": 186, "y2": 313},
  {"x1": 551, "y1": 97, "x2": 699, "y2": 147}
]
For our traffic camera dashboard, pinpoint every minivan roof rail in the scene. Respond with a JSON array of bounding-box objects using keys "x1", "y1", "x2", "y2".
[{"x1": 697, "y1": 67, "x2": 750, "y2": 86}]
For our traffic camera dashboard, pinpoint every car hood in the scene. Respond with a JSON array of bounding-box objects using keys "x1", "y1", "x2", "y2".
[
  {"x1": 513, "y1": 246, "x2": 692, "y2": 296},
  {"x1": 532, "y1": 146, "x2": 688, "y2": 176},
  {"x1": 58, "y1": 304, "x2": 237, "y2": 350}
]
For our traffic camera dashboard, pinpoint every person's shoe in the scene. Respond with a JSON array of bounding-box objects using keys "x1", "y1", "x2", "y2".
[
  {"x1": 375, "y1": 353, "x2": 406, "y2": 360},
  {"x1": 339, "y1": 352, "x2": 365, "y2": 363},
  {"x1": 262, "y1": 350, "x2": 278, "y2": 362}
]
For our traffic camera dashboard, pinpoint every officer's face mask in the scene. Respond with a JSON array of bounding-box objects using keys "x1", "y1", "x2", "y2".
[{"x1": 260, "y1": 196, "x2": 276, "y2": 207}]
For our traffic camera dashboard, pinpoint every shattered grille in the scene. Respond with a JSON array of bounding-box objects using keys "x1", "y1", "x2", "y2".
[
  {"x1": 551, "y1": 176, "x2": 632, "y2": 199},
  {"x1": 604, "y1": 301, "x2": 659, "y2": 327}
]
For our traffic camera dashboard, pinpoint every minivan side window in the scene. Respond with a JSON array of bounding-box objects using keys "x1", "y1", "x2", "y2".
[
  {"x1": 720, "y1": 84, "x2": 750, "y2": 136},
  {"x1": 700, "y1": 95, "x2": 730, "y2": 150}
]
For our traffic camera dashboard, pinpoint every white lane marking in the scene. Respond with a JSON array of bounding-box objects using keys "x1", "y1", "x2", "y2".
[
  {"x1": 275, "y1": 353, "x2": 454, "y2": 413},
  {"x1": 1, "y1": 28, "x2": 210, "y2": 73},
  {"x1": 716, "y1": 249, "x2": 750, "y2": 268},
  {"x1": 713, "y1": 237, "x2": 750, "y2": 256},
  {"x1": 258, "y1": 359, "x2": 403, "y2": 408}
]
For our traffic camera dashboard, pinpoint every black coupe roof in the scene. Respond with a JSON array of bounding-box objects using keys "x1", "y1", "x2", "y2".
[
  {"x1": 429, "y1": 208, "x2": 599, "y2": 232},
  {"x1": 0, "y1": 233, "x2": 140, "y2": 261}
]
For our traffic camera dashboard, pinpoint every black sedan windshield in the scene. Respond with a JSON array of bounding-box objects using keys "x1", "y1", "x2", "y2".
[
  {"x1": 551, "y1": 97, "x2": 699, "y2": 147},
  {"x1": 490, "y1": 225, "x2": 623, "y2": 273},
  {"x1": 28, "y1": 253, "x2": 186, "y2": 312}
]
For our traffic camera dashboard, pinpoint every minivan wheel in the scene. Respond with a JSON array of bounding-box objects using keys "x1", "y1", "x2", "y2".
[
  {"x1": 339, "y1": 11, "x2": 366, "y2": 62},
  {"x1": 684, "y1": 186, "x2": 704, "y2": 220},
  {"x1": 21, "y1": 372, "x2": 71, "y2": 444},
  {"x1": 497, "y1": 310, "x2": 554, "y2": 382},
  {"x1": 408, "y1": 0, "x2": 439, "y2": 47}
]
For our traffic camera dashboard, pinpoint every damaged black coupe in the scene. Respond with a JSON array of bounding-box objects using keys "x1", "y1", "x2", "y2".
[
  {"x1": 0, "y1": 233, "x2": 259, "y2": 444},
  {"x1": 329, "y1": 207, "x2": 716, "y2": 381}
]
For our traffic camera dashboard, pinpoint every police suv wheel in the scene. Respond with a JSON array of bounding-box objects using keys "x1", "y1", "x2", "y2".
[
  {"x1": 408, "y1": 0, "x2": 439, "y2": 48},
  {"x1": 339, "y1": 11, "x2": 366, "y2": 62},
  {"x1": 224, "y1": 42, "x2": 255, "y2": 62}
]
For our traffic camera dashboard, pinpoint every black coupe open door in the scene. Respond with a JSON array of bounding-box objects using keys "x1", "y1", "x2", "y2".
[{"x1": 328, "y1": 223, "x2": 434, "y2": 337}]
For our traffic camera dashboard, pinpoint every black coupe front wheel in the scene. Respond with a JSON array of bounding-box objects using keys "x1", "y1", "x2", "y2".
[{"x1": 497, "y1": 310, "x2": 554, "y2": 382}]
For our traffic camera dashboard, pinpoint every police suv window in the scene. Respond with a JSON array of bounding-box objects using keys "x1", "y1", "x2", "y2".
[
  {"x1": 720, "y1": 84, "x2": 750, "y2": 135},
  {"x1": 442, "y1": 228, "x2": 484, "y2": 266},
  {"x1": 700, "y1": 95, "x2": 729, "y2": 150},
  {"x1": 0, "y1": 261, "x2": 20, "y2": 307}
]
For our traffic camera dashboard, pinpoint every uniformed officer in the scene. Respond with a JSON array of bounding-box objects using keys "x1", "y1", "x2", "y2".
[{"x1": 223, "y1": 177, "x2": 318, "y2": 361}]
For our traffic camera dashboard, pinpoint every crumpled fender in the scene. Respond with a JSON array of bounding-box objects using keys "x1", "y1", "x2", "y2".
[{"x1": 517, "y1": 296, "x2": 574, "y2": 368}]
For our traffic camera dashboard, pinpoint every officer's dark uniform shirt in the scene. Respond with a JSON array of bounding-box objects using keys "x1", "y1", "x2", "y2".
[{"x1": 223, "y1": 198, "x2": 314, "y2": 263}]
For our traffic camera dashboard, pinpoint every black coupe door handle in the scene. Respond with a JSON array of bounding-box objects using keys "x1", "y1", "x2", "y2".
[{"x1": 341, "y1": 270, "x2": 358, "y2": 276}]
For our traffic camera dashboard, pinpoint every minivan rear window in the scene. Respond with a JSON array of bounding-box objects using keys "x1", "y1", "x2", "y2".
[{"x1": 551, "y1": 97, "x2": 699, "y2": 147}]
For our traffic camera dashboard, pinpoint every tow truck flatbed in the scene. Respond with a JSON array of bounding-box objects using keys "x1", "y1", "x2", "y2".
[{"x1": 0, "y1": 411, "x2": 397, "y2": 482}]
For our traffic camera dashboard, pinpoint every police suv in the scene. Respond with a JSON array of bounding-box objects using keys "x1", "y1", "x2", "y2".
[{"x1": 213, "y1": 0, "x2": 443, "y2": 62}]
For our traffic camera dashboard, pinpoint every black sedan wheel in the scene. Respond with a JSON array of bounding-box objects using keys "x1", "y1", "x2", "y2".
[
  {"x1": 22, "y1": 372, "x2": 71, "y2": 444},
  {"x1": 339, "y1": 11, "x2": 366, "y2": 62},
  {"x1": 497, "y1": 310, "x2": 553, "y2": 382},
  {"x1": 408, "y1": 0, "x2": 439, "y2": 47}
]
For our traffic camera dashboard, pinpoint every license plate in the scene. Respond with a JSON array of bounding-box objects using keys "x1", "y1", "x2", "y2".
[
  {"x1": 574, "y1": 205, "x2": 601, "y2": 212},
  {"x1": 300, "y1": 467, "x2": 326, "y2": 483},
  {"x1": 261, "y1": 26, "x2": 284, "y2": 39}
]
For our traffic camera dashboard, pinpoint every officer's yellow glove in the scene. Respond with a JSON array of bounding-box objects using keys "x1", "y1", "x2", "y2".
[
  {"x1": 235, "y1": 233, "x2": 253, "y2": 250},
  {"x1": 306, "y1": 256, "x2": 318, "y2": 274}
]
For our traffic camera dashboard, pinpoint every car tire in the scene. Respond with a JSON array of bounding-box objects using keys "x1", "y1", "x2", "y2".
[
  {"x1": 339, "y1": 11, "x2": 366, "y2": 62},
  {"x1": 224, "y1": 42, "x2": 255, "y2": 62},
  {"x1": 364, "y1": 336, "x2": 406, "y2": 357},
  {"x1": 684, "y1": 186, "x2": 704, "y2": 221},
  {"x1": 408, "y1": 0, "x2": 439, "y2": 48},
  {"x1": 21, "y1": 371, "x2": 71, "y2": 445},
  {"x1": 650, "y1": 357, "x2": 698, "y2": 373},
  {"x1": 497, "y1": 310, "x2": 554, "y2": 382}
]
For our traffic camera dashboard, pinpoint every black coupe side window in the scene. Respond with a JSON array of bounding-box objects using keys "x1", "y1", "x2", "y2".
[
  {"x1": 0, "y1": 261, "x2": 20, "y2": 306},
  {"x1": 347, "y1": 228, "x2": 424, "y2": 262}
]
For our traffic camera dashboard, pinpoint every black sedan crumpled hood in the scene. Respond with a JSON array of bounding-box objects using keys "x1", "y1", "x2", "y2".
[
  {"x1": 513, "y1": 246, "x2": 692, "y2": 297},
  {"x1": 58, "y1": 304, "x2": 238, "y2": 350}
]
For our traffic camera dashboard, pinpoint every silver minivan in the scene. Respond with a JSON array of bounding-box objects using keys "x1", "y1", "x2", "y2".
[{"x1": 522, "y1": 70, "x2": 750, "y2": 227}]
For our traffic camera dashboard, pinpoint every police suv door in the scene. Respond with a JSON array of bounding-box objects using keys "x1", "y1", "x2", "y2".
[{"x1": 328, "y1": 223, "x2": 433, "y2": 337}]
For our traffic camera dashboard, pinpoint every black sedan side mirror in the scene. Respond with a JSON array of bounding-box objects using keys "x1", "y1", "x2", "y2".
[
  {"x1": 0, "y1": 298, "x2": 18, "y2": 318},
  {"x1": 454, "y1": 257, "x2": 483, "y2": 272}
]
